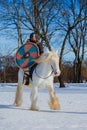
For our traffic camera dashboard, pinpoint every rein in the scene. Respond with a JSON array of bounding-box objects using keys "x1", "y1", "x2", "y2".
[{"x1": 35, "y1": 65, "x2": 54, "y2": 79}]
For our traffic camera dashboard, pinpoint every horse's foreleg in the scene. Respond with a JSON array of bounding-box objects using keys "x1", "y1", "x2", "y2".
[
  {"x1": 14, "y1": 85, "x2": 23, "y2": 106},
  {"x1": 30, "y1": 87, "x2": 39, "y2": 111},
  {"x1": 48, "y1": 86, "x2": 60, "y2": 110},
  {"x1": 14, "y1": 69, "x2": 24, "y2": 106}
]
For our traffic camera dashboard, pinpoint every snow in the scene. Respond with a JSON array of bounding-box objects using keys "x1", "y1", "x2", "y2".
[{"x1": 0, "y1": 83, "x2": 87, "y2": 130}]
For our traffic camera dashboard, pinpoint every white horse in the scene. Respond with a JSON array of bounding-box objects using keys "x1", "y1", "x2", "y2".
[{"x1": 14, "y1": 50, "x2": 61, "y2": 110}]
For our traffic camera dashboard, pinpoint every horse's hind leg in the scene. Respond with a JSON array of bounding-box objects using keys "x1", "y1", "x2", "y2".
[
  {"x1": 30, "y1": 87, "x2": 39, "y2": 111},
  {"x1": 14, "y1": 69, "x2": 24, "y2": 106},
  {"x1": 48, "y1": 86, "x2": 60, "y2": 110}
]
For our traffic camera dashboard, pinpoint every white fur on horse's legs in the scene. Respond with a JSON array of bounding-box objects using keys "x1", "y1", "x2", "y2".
[
  {"x1": 48, "y1": 85, "x2": 55, "y2": 101},
  {"x1": 14, "y1": 85, "x2": 23, "y2": 106},
  {"x1": 14, "y1": 69, "x2": 24, "y2": 106},
  {"x1": 48, "y1": 86, "x2": 60, "y2": 110},
  {"x1": 30, "y1": 87, "x2": 39, "y2": 111}
]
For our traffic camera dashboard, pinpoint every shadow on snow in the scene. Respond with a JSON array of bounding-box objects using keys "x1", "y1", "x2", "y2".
[{"x1": 0, "y1": 104, "x2": 87, "y2": 115}]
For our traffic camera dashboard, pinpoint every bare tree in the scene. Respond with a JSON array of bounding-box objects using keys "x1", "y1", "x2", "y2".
[
  {"x1": 0, "y1": 0, "x2": 23, "y2": 48},
  {"x1": 55, "y1": 0, "x2": 87, "y2": 86},
  {"x1": 21, "y1": 0, "x2": 62, "y2": 49},
  {"x1": 68, "y1": 5, "x2": 87, "y2": 82}
]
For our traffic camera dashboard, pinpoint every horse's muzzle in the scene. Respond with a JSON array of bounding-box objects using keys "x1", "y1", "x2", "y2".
[{"x1": 54, "y1": 70, "x2": 61, "y2": 77}]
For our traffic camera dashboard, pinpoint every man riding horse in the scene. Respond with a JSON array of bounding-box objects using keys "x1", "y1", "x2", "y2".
[
  {"x1": 14, "y1": 33, "x2": 61, "y2": 110},
  {"x1": 23, "y1": 33, "x2": 44, "y2": 85}
]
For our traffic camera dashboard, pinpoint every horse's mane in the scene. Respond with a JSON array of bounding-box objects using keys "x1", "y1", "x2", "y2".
[
  {"x1": 34, "y1": 52, "x2": 52, "y2": 63},
  {"x1": 34, "y1": 51, "x2": 57, "y2": 63}
]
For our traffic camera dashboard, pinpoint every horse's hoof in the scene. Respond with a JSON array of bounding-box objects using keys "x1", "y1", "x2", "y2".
[
  {"x1": 29, "y1": 106, "x2": 39, "y2": 111},
  {"x1": 48, "y1": 96, "x2": 60, "y2": 110},
  {"x1": 13, "y1": 101, "x2": 22, "y2": 106},
  {"x1": 48, "y1": 101, "x2": 60, "y2": 110}
]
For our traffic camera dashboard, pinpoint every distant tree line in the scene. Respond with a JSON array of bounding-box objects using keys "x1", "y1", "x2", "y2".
[
  {"x1": 0, "y1": 56, "x2": 87, "y2": 83},
  {"x1": 0, "y1": 0, "x2": 87, "y2": 86}
]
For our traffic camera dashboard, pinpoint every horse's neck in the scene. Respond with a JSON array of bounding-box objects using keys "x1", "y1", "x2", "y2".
[{"x1": 36, "y1": 62, "x2": 52, "y2": 75}]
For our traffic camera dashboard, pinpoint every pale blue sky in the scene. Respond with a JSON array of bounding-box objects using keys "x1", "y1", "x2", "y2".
[
  {"x1": 0, "y1": 30, "x2": 87, "y2": 62},
  {"x1": 0, "y1": 33, "x2": 76, "y2": 62},
  {"x1": 0, "y1": 0, "x2": 87, "y2": 63},
  {"x1": 0, "y1": 36, "x2": 18, "y2": 56}
]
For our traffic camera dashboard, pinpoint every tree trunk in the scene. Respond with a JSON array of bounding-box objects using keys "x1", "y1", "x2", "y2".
[
  {"x1": 73, "y1": 59, "x2": 82, "y2": 83},
  {"x1": 58, "y1": 75, "x2": 65, "y2": 88},
  {"x1": 59, "y1": 30, "x2": 70, "y2": 87},
  {"x1": 17, "y1": 17, "x2": 23, "y2": 48}
]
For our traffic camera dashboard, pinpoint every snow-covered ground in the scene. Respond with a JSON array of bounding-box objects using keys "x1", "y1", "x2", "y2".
[{"x1": 0, "y1": 83, "x2": 87, "y2": 130}]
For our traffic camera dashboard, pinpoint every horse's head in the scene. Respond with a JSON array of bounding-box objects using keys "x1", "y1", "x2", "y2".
[
  {"x1": 35, "y1": 50, "x2": 61, "y2": 77},
  {"x1": 49, "y1": 50, "x2": 61, "y2": 77}
]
